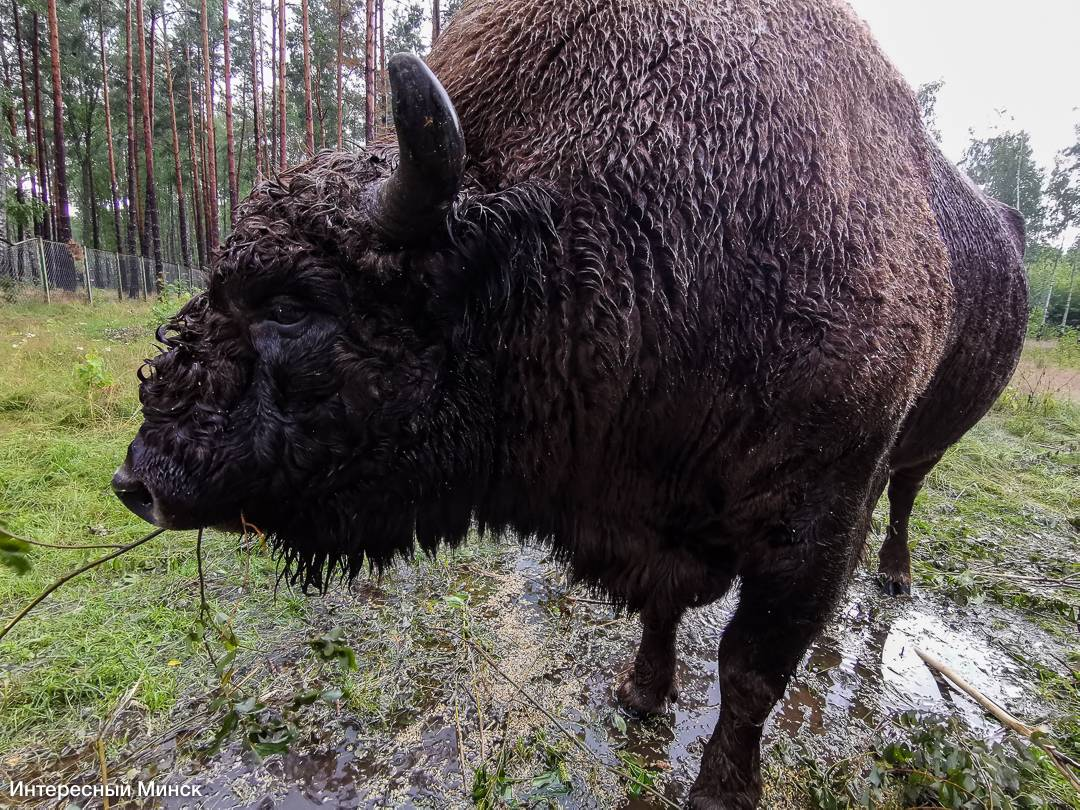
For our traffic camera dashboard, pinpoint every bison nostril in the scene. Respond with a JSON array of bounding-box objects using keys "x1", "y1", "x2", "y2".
[{"x1": 112, "y1": 465, "x2": 159, "y2": 525}]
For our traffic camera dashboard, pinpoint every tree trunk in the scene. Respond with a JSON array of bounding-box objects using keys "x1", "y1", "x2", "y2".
[
  {"x1": 301, "y1": 0, "x2": 315, "y2": 154},
  {"x1": 84, "y1": 117, "x2": 100, "y2": 250},
  {"x1": 364, "y1": 0, "x2": 375, "y2": 142},
  {"x1": 249, "y1": 0, "x2": 262, "y2": 180},
  {"x1": 223, "y1": 0, "x2": 239, "y2": 224},
  {"x1": 45, "y1": 0, "x2": 72, "y2": 242},
  {"x1": 1062, "y1": 258, "x2": 1078, "y2": 329},
  {"x1": 123, "y1": 0, "x2": 140, "y2": 295},
  {"x1": 162, "y1": 17, "x2": 192, "y2": 276},
  {"x1": 99, "y1": 5, "x2": 124, "y2": 258},
  {"x1": 378, "y1": 0, "x2": 385, "y2": 134},
  {"x1": 0, "y1": 27, "x2": 25, "y2": 242},
  {"x1": 277, "y1": 0, "x2": 286, "y2": 168},
  {"x1": 200, "y1": 0, "x2": 220, "y2": 247},
  {"x1": 11, "y1": 3, "x2": 39, "y2": 238},
  {"x1": 1040, "y1": 236, "x2": 1067, "y2": 332},
  {"x1": 269, "y1": 0, "x2": 277, "y2": 166},
  {"x1": 432, "y1": 0, "x2": 440, "y2": 44},
  {"x1": 31, "y1": 15, "x2": 52, "y2": 241},
  {"x1": 237, "y1": 79, "x2": 249, "y2": 172},
  {"x1": 313, "y1": 77, "x2": 325, "y2": 148},
  {"x1": 184, "y1": 45, "x2": 207, "y2": 271},
  {"x1": 336, "y1": 0, "x2": 344, "y2": 148},
  {"x1": 135, "y1": 0, "x2": 164, "y2": 290}
]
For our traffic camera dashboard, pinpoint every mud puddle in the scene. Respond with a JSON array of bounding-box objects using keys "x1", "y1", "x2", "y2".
[{"x1": 13, "y1": 541, "x2": 1070, "y2": 809}]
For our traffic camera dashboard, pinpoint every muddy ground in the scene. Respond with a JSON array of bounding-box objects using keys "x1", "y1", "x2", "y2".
[{"x1": 6, "y1": 532, "x2": 1076, "y2": 809}]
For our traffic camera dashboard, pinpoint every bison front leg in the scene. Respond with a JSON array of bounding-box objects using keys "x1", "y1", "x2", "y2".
[
  {"x1": 688, "y1": 529, "x2": 859, "y2": 807},
  {"x1": 617, "y1": 602, "x2": 685, "y2": 716}
]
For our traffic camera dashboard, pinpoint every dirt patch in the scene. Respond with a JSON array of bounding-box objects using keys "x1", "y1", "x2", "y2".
[{"x1": 1011, "y1": 358, "x2": 1080, "y2": 402}]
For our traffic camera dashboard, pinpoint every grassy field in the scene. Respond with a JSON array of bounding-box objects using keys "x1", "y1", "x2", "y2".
[{"x1": 1, "y1": 299, "x2": 1078, "y2": 808}]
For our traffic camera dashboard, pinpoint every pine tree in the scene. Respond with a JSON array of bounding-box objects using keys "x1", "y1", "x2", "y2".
[
  {"x1": 277, "y1": 0, "x2": 286, "y2": 167},
  {"x1": 302, "y1": 0, "x2": 315, "y2": 154},
  {"x1": 134, "y1": 0, "x2": 163, "y2": 288},
  {"x1": 99, "y1": 3, "x2": 123, "y2": 260},
  {"x1": 45, "y1": 0, "x2": 72, "y2": 241},
  {"x1": 200, "y1": 0, "x2": 220, "y2": 246},
  {"x1": 184, "y1": 44, "x2": 207, "y2": 270},
  {"x1": 0, "y1": 23, "x2": 25, "y2": 241},
  {"x1": 249, "y1": 0, "x2": 263, "y2": 179},
  {"x1": 11, "y1": 3, "x2": 40, "y2": 237},
  {"x1": 364, "y1": 0, "x2": 375, "y2": 142},
  {"x1": 336, "y1": 0, "x2": 344, "y2": 148},
  {"x1": 223, "y1": 0, "x2": 239, "y2": 223},
  {"x1": 31, "y1": 14, "x2": 53, "y2": 241},
  {"x1": 161, "y1": 16, "x2": 192, "y2": 276}
]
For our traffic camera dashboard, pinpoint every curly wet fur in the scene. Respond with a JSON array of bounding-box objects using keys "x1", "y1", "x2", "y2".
[{"x1": 122, "y1": 0, "x2": 1027, "y2": 804}]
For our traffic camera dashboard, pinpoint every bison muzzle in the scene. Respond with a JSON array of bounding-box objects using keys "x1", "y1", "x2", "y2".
[{"x1": 113, "y1": 0, "x2": 1027, "y2": 805}]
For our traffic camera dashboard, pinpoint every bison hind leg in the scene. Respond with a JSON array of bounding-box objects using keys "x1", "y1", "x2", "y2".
[{"x1": 877, "y1": 454, "x2": 942, "y2": 597}]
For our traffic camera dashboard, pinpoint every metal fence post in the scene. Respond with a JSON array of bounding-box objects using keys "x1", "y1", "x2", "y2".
[
  {"x1": 37, "y1": 238, "x2": 50, "y2": 304},
  {"x1": 84, "y1": 249, "x2": 94, "y2": 305},
  {"x1": 139, "y1": 257, "x2": 148, "y2": 300}
]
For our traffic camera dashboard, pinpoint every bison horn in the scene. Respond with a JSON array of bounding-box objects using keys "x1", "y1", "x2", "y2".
[{"x1": 375, "y1": 53, "x2": 465, "y2": 244}]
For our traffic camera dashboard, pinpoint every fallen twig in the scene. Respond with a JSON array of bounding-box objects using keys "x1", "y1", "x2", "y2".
[
  {"x1": 914, "y1": 647, "x2": 1080, "y2": 791},
  {"x1": 0, "y1": 528, "x2": 167, "y2": 644},
  {"x1": 966, "y1": 567, "x2": 1080, "y2": 590},
  {"x1": 95, "y1": 675, "x2": 144, "y2": 810},
  {"x1": 17, "y1": 537, "x2": 130, "y2": 551}
]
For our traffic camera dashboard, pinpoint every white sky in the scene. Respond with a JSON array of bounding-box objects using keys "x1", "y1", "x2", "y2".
[{"x1": 845, "y1": 0, "x2": 1080, "y2": 172}]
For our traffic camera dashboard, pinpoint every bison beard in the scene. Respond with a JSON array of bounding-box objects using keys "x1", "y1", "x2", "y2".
[{"x1": 114, "y1": 0, "x2": 1028, "y2": 806}]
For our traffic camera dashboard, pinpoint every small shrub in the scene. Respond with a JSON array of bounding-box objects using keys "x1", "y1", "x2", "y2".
[
  {"x1": 870, "y1": 713, "x2": 1056, "y2": 809},
  {"x1": 149, "y1": 281, "x2": 193, "y2": 326},
  {"x1": 75, "y1": 352, "x2": 113, "y2": 391}
]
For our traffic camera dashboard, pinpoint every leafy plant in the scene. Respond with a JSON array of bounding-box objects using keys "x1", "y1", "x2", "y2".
[
  {"x1": 308, "y1": 626, "x2": 359, "y2": 670},
  {"x1": 75, "y1": 352, "x2": 113, "y2": 391},
  {"x1": 616, "y1": 750, "x2": 660, "y2": 798},
  {"x1": 870, "y1": 713, "x2": 1055, "y2": 809},
  {"x1": 149, "y1": 282, "x2": 193, "y2": 326},
  {"x1": 197, "y1": 617, "x2": 357, "y2": 760}
]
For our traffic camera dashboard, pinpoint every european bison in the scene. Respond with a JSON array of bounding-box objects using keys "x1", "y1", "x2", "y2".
[{"x1": 113, "y1": 0, "x2": 1027, "y2": 805}]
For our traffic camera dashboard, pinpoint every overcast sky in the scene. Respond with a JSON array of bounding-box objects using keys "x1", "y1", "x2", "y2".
[{"x1": 845, "y1": 0, "x2": 1080, "y2": 172}]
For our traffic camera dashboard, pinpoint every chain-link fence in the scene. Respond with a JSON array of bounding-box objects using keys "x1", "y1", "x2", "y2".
[{"x1": 0, "y1": 238, "x2": 208, "y2": 304}]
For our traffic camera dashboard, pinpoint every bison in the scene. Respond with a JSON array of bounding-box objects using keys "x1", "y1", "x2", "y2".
[{"x1": 112, "y1": 0, "x2": 1027, "y2": 805}]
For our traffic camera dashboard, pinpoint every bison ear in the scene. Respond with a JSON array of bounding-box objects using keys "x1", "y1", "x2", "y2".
[{"x1": 375, "y1": 53, "x2": 465, "y2": 245}]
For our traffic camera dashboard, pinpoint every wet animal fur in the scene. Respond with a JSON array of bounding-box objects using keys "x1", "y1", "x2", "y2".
[{"x1": 126, "y1": 0, "x2": 1027, "y2": 804}]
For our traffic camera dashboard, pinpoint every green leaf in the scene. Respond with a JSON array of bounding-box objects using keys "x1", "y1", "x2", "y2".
[
  {"x1": 611, "y1": 711, "x2": 628, "y2": 735},
  {"x1": 0, "y1": 526, "x2": 33, "y2": 575},
  {"x1": 233, "y1": 695, "x2": 260, "y2": 715}
]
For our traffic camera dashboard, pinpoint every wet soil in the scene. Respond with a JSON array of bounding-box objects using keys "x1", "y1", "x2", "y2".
[{"x1": 7, "y1": 539, "x2": 1071, "y2": 809}]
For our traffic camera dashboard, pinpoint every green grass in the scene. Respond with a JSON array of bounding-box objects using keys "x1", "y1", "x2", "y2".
[{"x1": 0, "y1": 300, "x2": 307, "y2": 754}]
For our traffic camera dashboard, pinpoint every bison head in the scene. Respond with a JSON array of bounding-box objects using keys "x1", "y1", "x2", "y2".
[{"x1": 112, "y1": 54, "x2": 557, "y2": 589}]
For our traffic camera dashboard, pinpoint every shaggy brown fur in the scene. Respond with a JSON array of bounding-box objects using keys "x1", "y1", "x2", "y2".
[{"x1": 113, "y1": 0, "x2": 1027, "y2": 806}]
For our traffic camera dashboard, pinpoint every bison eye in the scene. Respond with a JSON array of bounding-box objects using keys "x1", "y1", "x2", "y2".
[{"x1": 266, "y1": 301, "x2": 307, "y2": 326}]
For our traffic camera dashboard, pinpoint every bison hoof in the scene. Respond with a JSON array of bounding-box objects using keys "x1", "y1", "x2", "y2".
[
  {"x1": 616, "y1": 674, "x2": 678, "y2": 717},
  {"x1": 877, "y1": 572, "x2": 912, "y2": 597}
]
